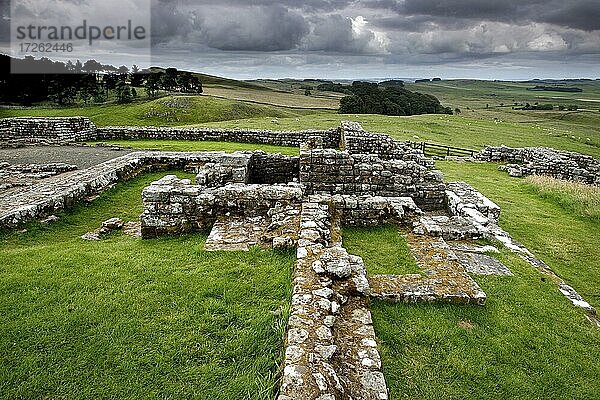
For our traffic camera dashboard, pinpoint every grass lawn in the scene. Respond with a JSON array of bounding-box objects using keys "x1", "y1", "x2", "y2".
[
  {"x1": 436, "y1": 161, "x2": 600, "y2": 309},
  {"x1": 344, "y1": 223, "x2": 600, "y2": 399},
  {"x1": 0, "y1": 171, "x2": 293, "y2": 400},
  {"x1": 342, "y1": 225, "x2": 420, "y2": 275},
  {"x1": 339, "y1": 160, "x2": 600, "y2": 399},
  {"x1": 87, "y1": 139, "x2": 299, "y2": 156}
]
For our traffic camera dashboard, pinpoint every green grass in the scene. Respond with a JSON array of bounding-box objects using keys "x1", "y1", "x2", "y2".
[
  {"x1": 0, "y1": 95, "x2": 320, "y2": 127},
  {"x1": 437, "y1": 161, "x2": 600, "y2": 309},
  {"x1": 373, "y1": 247, "x2": 600, "y2": 399},
  {"x1": 0, "y1": 171, "x2": 293, "y2": 400},
  {"x1": 342, "y1": 225, "x2": 420, "y2": 275},
  {"x1": 198, "y1": 113, "x2": 599, "y2": 158},
  {"x1": 348, "y1": 159, "x2": 600, "y2": 399},
  {"x1": 88, "y1": 139, "x2": 299, "y2": 156},
  {"x1": 524, "y1": 175, "x2": 600, "y2": 220}
]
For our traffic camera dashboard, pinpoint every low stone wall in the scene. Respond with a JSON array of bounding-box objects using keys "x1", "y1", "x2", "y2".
[
  {"x1": 140, "y1": 175, "x2": 303, "y2": 238},
  {"x1": 97, "y1": 126, "x2": 341, "y2": 148},
  {"x1": 0, "y1": 151, "x2": 254, "y2": 229},
  {"x1": 307, "y1": 194, "x2": 422, "y2": 226},
  {"x1": 446, "y1": 181, "x2": 500, "y2": 226},
  {"x1": 300, "y1": 144, "x2": 446, "y2": 211},
  {"x1": 279, "y1": 199, "x2": 389, "y2": 400},
  {"x1": 0, "y1": 117, "x2": 97, "y2": 147},
  {"x1": 0, "y1": 117, "x2": 341, "y2": 149},
  {"x1": 476, "y1": 145, "x2": 600, "y2": 185}
]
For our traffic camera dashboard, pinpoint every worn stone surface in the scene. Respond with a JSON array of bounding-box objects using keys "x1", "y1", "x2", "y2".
[
  {"x1": 446, "y1": 181, "x2": 500, "y2": 225},
  {"x1": 413, "y1": 214, "x2": 484, "y2": 241},
  {"x1": 369, "y1": 233, "x2": 486, "y2": 305},
  {"x1": 453, "y1": 250, "x2": 513, "y2": 276}
]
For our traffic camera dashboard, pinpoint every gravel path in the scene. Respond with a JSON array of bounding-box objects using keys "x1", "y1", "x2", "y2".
[{"x1": 0, "y1": 145, "x2": 133, "y2": 169}]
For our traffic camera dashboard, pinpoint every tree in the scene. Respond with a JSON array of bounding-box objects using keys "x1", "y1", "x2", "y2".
[
  {"x1": 115, "y1": 80, "x2": 132, "y2": 103},
  {"x1": 305, "y1": 89, "x2": 312, "y2": 96},
  {"x1": 144, "y1": 73, "x2": 161, "y2": 98},
  {"x1": 454, "y1": 108, "x2": 461, "y2": 115},
  {"x1": 161, "y1": 67, "x2": 178, "y2": 91}
]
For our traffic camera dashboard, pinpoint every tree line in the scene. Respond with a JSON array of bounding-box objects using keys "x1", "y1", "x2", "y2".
[{"x1": 0, "y1": 55, "x2": 202, "y2": 106}]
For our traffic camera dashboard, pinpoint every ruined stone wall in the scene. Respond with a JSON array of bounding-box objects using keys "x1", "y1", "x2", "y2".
[
  {"x1": 0, "y1": 117, "x2": 341, "y2": 149},
  {"x1": 307, "y1": 194, "x2": 421, "y2": 226},
  {"x1": 247, "y1": 151, "x2": 299, "y2": 184},
  {"x1": 0, "y1": 117, "x2": 97, "y2": 147},
  {"x1": 341, "y1": 121, "x2": 434, "y2": 166},
  {"x1": 140, "y1": 176, "x2": 303, "y2": 238},
  {"x1": 476, "y1": 145, "x2": 600, "y2": 185},
  {"x1": 97, "y1": 126, "x2": 341, "y2": 148},
  {"x1": 0, "y1": 151, "x2": 253, "y2": 229},
  {"x1": 300, "y1": 145, "x2": 447, "y2": 211}
]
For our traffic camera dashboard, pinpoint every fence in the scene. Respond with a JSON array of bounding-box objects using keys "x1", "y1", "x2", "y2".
[{"x1": 410, "y1": 141, "x2": 477, "y2": 158}]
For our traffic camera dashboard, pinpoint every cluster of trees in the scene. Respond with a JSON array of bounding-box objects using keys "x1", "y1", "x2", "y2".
[
  {"x1": 516, "y1": 102, "x2": 578, "y2": 111},
  {"x1": 528, "y1": 85, "x2": 583, "y2": 93},
  {"x1": 338, "y1": 81, "x2": 452, "y2": 116},
  {"x1": 0, "y1": 56, "x2": 202, "y2": 106}
]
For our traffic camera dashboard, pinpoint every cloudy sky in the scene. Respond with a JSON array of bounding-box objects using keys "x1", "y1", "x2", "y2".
[{"x1": 2, "y1": 0, "x2": 600, "y2": 79}]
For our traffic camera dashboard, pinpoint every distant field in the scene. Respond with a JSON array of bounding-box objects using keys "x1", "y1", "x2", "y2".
[
  {"x1": 203, "y1": 85, "x2": 342, "y2": 109},
  {"x1": 2, "y1": 78, "x2": 599, "y2": 157},
  {"x1": 201, "y1": 113, "x2": 600, "y2": 158},
  {"x1": 0, "y1": 95, "x2": 322, "y2": 127}
]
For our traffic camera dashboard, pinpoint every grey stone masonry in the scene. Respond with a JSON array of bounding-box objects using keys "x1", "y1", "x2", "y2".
[
  {"x1": 476, "y1": 145, "x2": 599, "y2": 185},
  {"x1": 0, "y1": 151, "x2": 253, "y2": 229},
  {"x1": 341, "y1": 121, "x2": 434, "y2": 166},
  {"x1": 0, "y1": 117, "x2": 96, "y2": 147},
  {"x1": 279, "y1": 199, "x2": 390, "y2": 400},
  {"x1": 446, "y1": 181, "x2": 501, "y2": 226},
  {"x1": 140, "y1": 175, "x2": 303, "y2": 238},
  {"x1": 300, "y1": 142, "x2": 446, "y2": 211},
  {"x1": 97, "y1": 126, "x2": 341, "y2": 149}
]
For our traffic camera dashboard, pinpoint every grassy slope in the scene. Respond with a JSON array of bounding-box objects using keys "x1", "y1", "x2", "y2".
[
  {"x1": 0, "y1": 172, "x2": 293, "y2": 400},
  {"x1": 0, "y1": 95, "x2": 320, "y2": 127},
  {"x1": 88, "y1": 139, "x2": 299, "y2": 156}
]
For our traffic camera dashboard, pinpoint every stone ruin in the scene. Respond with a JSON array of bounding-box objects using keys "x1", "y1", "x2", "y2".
[
  {"x1": 1, "y1": 118, "x2": 598, "y2": 399},
  {"x1": 476, "y1": 145, "x2": 600, "y2": 185}
]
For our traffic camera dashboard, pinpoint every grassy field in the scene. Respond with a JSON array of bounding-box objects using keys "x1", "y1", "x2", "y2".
[
  {"x1": 199, "y1": 113, "x2": 600, "y2": 157},
  {"x1": 88, "y1": 139, "x2": 299, "y2": 156},
  {"x1": 0, "y1": 172, "x2": 293, "y2": 400},
  {"x1": 437, "y1": 161, "x2": 600, "y2": 309},
  {"x1": 525, "y1": 175, "x2": 600, "y2": 220},
  {"x1": 202, "y1": 85, "x2": 341, "y2": 109},
  {"x1": 0, "y1": 95, "x2": 320, "y2": 127},
  {"x1": 340, "y1": 161, "x2": 600, "y2": 398},
  {"x1": 2, "y1": 78, "x2": 599, "y2": 157}
]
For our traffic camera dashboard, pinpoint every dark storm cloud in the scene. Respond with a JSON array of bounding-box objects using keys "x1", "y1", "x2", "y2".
[
  {"x1": 386, "y1": 0, "x2": 600, "y2": 31},
  {"x1": 2, "y1": 0, "x2": 600, "y2": 78}
]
